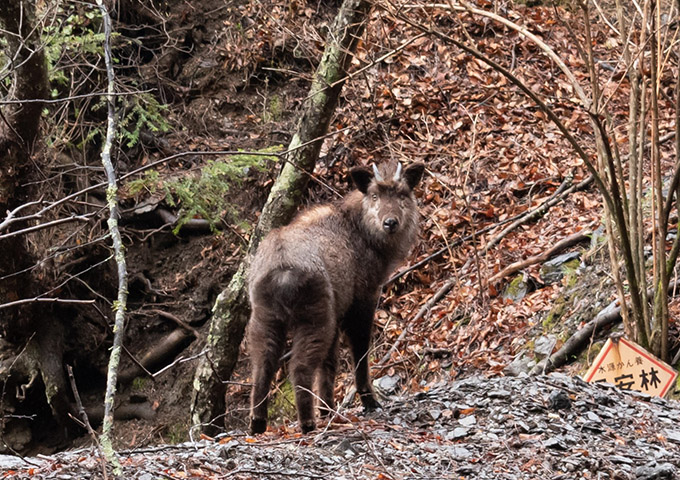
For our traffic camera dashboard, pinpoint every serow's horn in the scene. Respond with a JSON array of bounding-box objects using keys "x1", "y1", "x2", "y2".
[
  {"x1": 393, "y1": 162, "x2": 402, "y2": 181},
  {"x1": 372, "y1": 164, "x2": 384, "y2": 182}
]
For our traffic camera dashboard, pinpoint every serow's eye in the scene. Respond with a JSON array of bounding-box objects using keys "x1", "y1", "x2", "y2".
[{"x1": 372, "y1": 194, "x2": 378, "y2": 201}]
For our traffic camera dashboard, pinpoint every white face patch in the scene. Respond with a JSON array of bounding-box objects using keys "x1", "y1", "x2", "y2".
[{"x1": 363, "y1": 196, "x2": 384, "y2": 233}]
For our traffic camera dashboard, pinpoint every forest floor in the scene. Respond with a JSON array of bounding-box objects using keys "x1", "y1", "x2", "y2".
[
  {"x1": 3, "y1": 0, "x2": 680, "y2": 474},
  {"x1": 3, "y1": 373, "x2": 680, "y2": 479}
]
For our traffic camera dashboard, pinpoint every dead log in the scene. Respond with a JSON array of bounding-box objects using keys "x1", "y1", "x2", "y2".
[
  {"x1": 529, "y1": 299, "x2": 622, "y2": 375},
  {"x1": 118, "y1": 329, "x2": 196, "y2": 384}
]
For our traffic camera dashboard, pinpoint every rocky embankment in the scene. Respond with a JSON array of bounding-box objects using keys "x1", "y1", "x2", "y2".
[{"x1": 3, "y1": 373, "x2": 679, "y2": 479}]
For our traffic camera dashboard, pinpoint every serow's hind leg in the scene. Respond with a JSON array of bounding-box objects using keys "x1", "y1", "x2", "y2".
[
  {"x1": 318, "y1": 329, "x2": 339, "y2": 418},
  {"x1": 290, "y1": 319, "x2": 334, "y2": 434},
  {"x1": 248, "y1": 308, "x2": 285, "y2": 434}
]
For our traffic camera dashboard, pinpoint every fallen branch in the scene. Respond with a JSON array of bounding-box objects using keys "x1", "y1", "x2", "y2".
[
  {"x1": 377, "y1": 278, "x2": 456, "y2": 367},
  {"x1": 483, "y1": 174, "x2": 587, "y2": 254},
  {"x1": 488, "y1": 230, "x2": 592, "y2": 284}
]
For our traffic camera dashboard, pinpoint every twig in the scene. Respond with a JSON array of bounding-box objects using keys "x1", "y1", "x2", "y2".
[
  {"x1": 96, "y1": 1, "x2": 126, "y2": 471},
  {"x1": 152, "y1": 349, "x2": 207, "y2": 378},
  {"x1": 0, "y1": 199, "x2": 42, "y2": 232},
  {"x1": 66, "y1": 366, "x2": 108, "y2": 480},
  {"x1": 0, "y1": 89, "x2": 154, "y2": 104},
  {"x1": 0, "y1": 214, "x2": 92, "y2": 240},
  {"x1": 0, "y1": 297, "x2": 95, "y2": 310}
]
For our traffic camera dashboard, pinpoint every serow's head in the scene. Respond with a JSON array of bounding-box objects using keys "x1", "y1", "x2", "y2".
[{"x1": 350, "y1": 162, "x2": 425, "y2": 235}]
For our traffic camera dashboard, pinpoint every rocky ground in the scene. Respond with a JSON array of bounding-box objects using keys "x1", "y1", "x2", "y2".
[{"x1": 3, "y1": 373, "x2": 679, "y2": 479}]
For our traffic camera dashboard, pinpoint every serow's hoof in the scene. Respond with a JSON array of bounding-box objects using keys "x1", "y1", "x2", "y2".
[
  {"x1": 360, "y1": 395, "x2": 382, "y2": 412},
  {"x1": 250, "y1": 418, "x2": 267, "y2": 435},
  {"x1": 300, "y1": 421, "x2": 316, "y2": 434}
]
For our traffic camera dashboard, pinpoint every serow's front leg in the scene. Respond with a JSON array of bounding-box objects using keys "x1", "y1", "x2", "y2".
[{"x1": 343, "y1": 300, "x2": 381, "y2": 411}]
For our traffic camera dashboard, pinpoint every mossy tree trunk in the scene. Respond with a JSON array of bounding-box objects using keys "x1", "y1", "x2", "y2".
[
  {"x1": 0, "y1": 0, "x2": 49, "y2": 338},
  {"x1": 0, "y1": 1, "x2": 73, "y2": 433},
  {"x1": 190, "y1": 0, "x2": 372, "y2": 433}
]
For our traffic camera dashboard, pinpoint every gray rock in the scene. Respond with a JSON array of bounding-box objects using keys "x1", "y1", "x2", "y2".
[
  {"x1": 540, "y1": 251, "x2": 581, "y2": 284},
  {"x1": 534, "y1": 335, "x2": 557, "y2": 357},
  {"x1": 446, "y1": 427, "x2": 469, "y2": 440},
  {"x1": 548, "y1": 389, "x2": 571, "y2": 410},
  {"x1": 635, "y1": 462, "x2": 675, "y2": 480},
  {"x1": 665, "y1": 430, "x2": 680, "y2": 444},
  {"x1": 459, "y1": 415, "x2": 477, "y2": 427},
  {"x1": 375, "y1": 374, "x2": 401, "y2": 395}
]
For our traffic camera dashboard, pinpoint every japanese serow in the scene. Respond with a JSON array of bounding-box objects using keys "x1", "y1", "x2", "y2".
[{"x1": 247, "y1": 162, "x2": 425, "y2": 434}]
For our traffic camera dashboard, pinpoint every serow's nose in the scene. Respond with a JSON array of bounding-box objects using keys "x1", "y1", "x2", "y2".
[{"x1": 383, "y1": 218, "x2": 399, "y2": 233}]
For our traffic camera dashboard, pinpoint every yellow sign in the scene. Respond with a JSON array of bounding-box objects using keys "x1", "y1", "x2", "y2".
[{"x1": 584, "y1": 337, "x2": 678, "y2": 397}]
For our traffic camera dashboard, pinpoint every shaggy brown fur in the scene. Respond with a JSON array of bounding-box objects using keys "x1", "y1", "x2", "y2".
[{"x1": 247, "y1": 162, "x2": 424, "y2": 434}]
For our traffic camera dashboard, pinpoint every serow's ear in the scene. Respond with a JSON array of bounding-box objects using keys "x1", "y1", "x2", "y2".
[
  {"x1": 403, "y1": 163, "x2": 425, "y2": 190},
  {"x1": 350, "y1": 166, "x2": 373, "y2": 194}
]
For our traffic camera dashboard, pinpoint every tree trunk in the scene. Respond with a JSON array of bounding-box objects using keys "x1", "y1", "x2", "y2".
[
  {"x1": 0, "y1": 0, "x2": 72, "y2": 434},
  {"x1": 0, "y1": 0, "x2": 49, "y2": 340},
  {"x1": 190, "y1": 0, "x2": 373, "y2": 433}
]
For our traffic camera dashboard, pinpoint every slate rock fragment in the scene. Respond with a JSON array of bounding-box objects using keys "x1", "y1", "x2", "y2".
[{"x1": 548, "y1": 388, "x2": 571, "y2": 410}]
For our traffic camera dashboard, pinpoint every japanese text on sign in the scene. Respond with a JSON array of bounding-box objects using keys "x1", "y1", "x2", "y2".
[{"x1": 584, "y1": 337, "x2": 677, "y2": 397}]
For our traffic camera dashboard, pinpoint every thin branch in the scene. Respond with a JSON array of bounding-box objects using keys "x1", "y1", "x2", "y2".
[
  {"x1": 96, "y1": 1, "x2": 126, "y2": 471},
  {"x1": 0, "y1": 199, "x2": 42, "y2": 232},
  {"x1": 66, "y1": 365, "x2": 107, "y2": 480},
  {"x1": 0, "y1": 89, "x2": 154, "y2": 104},
  {"x1": 0, "y1": 214, "x2": 92, "y2": 239},
  {"x1": 0, "y1": 297, "x2": 95, "y2": 310},
  {"x1": 488, "y1": 230, "x2": 592, "y2": 284}
]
